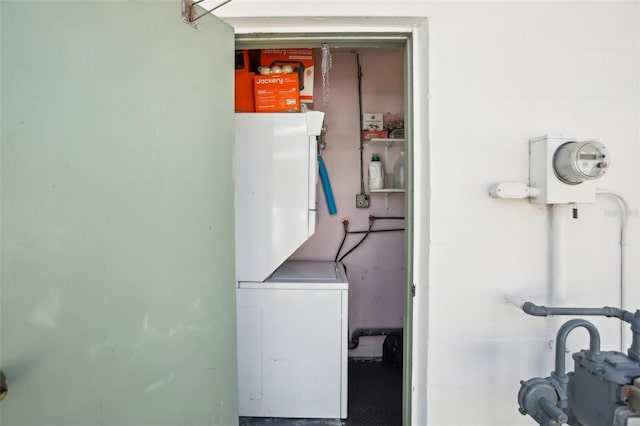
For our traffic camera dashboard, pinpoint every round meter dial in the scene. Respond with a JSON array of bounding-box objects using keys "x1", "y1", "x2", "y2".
[{"x1": 553, "y1": 141, "x2": 609, "y2": 184}]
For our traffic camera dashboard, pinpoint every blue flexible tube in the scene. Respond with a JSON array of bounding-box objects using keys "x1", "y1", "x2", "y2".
[{"x1": 318, "y1": 155, "x2": 337, "y2": 215}]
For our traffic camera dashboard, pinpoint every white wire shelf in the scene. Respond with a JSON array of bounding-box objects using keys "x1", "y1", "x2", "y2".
[
  {"x1": 366, "y1": 138, "x2": 405, "y2": 147},
  {"x1": 370, "y1": 188, "x2": 405, "y2": 193}
]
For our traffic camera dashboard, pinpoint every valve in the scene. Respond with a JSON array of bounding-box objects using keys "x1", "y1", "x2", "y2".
[{"x1": 518, "y1": 377, "x2": 568, "y2": 425}]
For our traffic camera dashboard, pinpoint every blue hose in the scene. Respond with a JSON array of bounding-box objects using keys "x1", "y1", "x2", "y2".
[{"x1": 318, "y1": 155, "x2": 337, "y2": 215}]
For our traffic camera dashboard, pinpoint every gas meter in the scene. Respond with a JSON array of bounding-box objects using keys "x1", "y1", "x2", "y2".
[
  {"x1": 529, "y1": 136, "x2": 610, "y2": 204},
  {"x1": 518, "y1": 302, "x2": 640, "y2": 426}
]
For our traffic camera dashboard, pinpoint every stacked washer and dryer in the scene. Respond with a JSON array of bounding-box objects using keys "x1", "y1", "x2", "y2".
[{"x1": 234, "y1": 112, "x2": 349, "y2": 419}]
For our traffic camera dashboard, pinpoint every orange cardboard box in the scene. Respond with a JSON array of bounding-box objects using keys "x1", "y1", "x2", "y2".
[
  {"x1": 235, "y1": 71, "x2": 255, "y2": 112},
  {"x1": 235, "y1": 50, "x2": 251, "y2": 72},
  {"x1": 260, "y1": 49, "x2": 314, "y2": 104},
  {"x1": 235, "y1": 50, "x2": 255, "y2": 112},
  {"x1": 253, "y1": 73, "x2": 300, "y2": 112}
]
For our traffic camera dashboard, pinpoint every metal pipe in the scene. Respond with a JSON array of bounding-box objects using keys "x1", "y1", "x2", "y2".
[
  {"x1": 539, "y1": 397, "x2": 569, "y2": 424},
  {"x1": 522, "y1": 302, "x2": 640, "y2": 361},
  {"x1": 554, "y1": 319, "x2": 601, "y2": 378},
  {"x1": 625, "y1": 310, "x2": 640, "y2": 361},
  {"x1": 522, "y1": 302, "x2": 624, "y2": 317},
  {"x1": 349, "y1": 327, "x2": 402, "y2": 350}
]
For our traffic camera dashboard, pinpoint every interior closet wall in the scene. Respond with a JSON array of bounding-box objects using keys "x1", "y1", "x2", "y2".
[{"x1": 290, "y1": 48, "x2": 406, "y2": 357}]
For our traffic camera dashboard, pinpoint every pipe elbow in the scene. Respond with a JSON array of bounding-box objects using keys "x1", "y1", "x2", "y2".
[
  {"x1": 522, "y1": 302, "x2": 549, "y2": 317},
  {"x1": 555, "y1": 319, "x2": 601, "y2": 377}
]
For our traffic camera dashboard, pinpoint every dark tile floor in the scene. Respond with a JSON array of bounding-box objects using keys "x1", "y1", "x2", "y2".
[{"x1": 240, "y1": 358, "x2": 402, "y2": 426}]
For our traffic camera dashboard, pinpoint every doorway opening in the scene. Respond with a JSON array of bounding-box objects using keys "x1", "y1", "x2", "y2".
[{"x1": 230, "y1": 22, "x2": 428, "y2": 425}]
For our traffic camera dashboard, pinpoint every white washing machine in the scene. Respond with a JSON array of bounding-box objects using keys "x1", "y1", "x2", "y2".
[{"x1": 236, "y1": 261, "x2": 349, "y2": 419}]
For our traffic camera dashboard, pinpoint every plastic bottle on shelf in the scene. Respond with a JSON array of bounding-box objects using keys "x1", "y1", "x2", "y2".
[
  {"x1": 369, "y1": 154, "x2": 384, "y2": 190},
  {"x1": 393, "y1": 151, "x2": 406, "y2": 189}
]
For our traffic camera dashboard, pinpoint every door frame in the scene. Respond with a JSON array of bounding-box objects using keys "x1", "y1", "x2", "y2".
[{"x1": 230, "y1": 17, "x2": 430, "y2": 426}]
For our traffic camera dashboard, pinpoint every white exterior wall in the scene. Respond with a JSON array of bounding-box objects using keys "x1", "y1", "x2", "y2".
[{"x1": 218, "y1": 2, "x2": 640, "y2": 425}]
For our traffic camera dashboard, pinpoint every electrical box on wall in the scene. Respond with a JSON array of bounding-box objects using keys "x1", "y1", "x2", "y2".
[{"x1": 529, "y1": 135, "x2": 609, "y2": 204}]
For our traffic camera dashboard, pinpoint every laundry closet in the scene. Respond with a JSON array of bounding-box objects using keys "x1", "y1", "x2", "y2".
[{"x1": 234, "y1": 44, "x2": 407, "y2": 425}]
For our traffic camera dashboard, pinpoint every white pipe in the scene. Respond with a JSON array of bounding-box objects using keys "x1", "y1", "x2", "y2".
[
  {"x1": 551, "y1": 204, "x2": 568, "y2": 307},
  {"x1": 550, "y1": 204, "x2": 569, "y2": 350},
  {"x1": 596, "y1": 189, "x2": 629, "y2": 352}
]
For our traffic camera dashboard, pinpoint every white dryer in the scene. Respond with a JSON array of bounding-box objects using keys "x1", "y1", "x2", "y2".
[{"x1": 236, "y1": 261, "x2": 349, "y2": 419}]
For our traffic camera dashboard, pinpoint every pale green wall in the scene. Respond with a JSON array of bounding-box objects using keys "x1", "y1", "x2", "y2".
[{"x1": 1, "y1": 2, "x2": 238, "y2": 425}]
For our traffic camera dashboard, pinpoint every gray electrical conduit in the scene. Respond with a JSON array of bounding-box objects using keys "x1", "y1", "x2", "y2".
[{"x1": 349, "y1": 327, "x2": 403, "y2": 350}]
